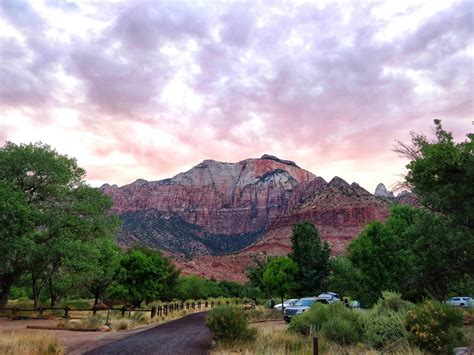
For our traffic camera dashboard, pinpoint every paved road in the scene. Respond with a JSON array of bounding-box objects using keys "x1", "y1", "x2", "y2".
[{"x1": 84, "y1": 312, "x2": 212, "y2": 355}]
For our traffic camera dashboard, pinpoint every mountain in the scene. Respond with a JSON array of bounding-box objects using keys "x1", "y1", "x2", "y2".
[
  {"x1": 102, "y1": 155, "x2": 420, "y2": 281},
  {"x1": 239, "y1": 176, "x2": 391, "y2": 256},
  {"x1": 101, "y1": 155, "x2": 324, "y2": 256}
]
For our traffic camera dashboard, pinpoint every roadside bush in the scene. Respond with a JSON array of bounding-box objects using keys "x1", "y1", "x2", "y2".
[
  {"x1": 206, "y1": 305, "x2": 256, "y2": 344},
  {"x1": 405, "y1": 301, "x2": 466, "y2": 354},
  {"x1": 289, "y1": 303, "x2": 363, "y2": 344},
  {"x1": 362, "y1": 292, "x2": 413, "y2": 348},
  {"x1": 321, "y1": 318, "x2": 359, "y2": 345}
]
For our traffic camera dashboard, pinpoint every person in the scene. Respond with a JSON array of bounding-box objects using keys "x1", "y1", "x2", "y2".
[
  {"x1": 270, "y1": 296, "x2": 275, "y2": 309},
  {"x1": 343, "y1": 297, "x2": 350, "y2": 308}
]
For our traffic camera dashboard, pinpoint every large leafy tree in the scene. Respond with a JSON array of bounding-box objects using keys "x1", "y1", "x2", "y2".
[
  {"x1": 347, "y1": 120, "x2": 474, "y2": 305},
  {"x1": 289, "y1": 221, "x2": 330, "y2": 295},
  {"x1": 0, "y1": 182, "x2": 37, "y2": 307},
  {"x1": 262, "y1": 257, "x2": 298, "y2": 314},
  {"x1": 349, "y1": 205, "x2": 474, "y2": 304},
  {"x1": 110, "y1": 248, "x2": 180, "y2": 307},
  {"x1": 0, "y1": 142, "x2": 119, "y2": 307},
  {"x1": 394, "y1": 119, "x2": 474, "y2": 228}
]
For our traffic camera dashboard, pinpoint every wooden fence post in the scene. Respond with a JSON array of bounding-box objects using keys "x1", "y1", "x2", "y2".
[
  {"x1": 64, "y1": 306, "x2": 70, "y2": 319},
  {"x1": 313, "y1": 336, "x2": 318, "y2": 355},
  {"x1": 198, "y1": 301, "x2": 201, "y2": 309},
  {"x1": 158, "y1": 305, "x2": 162, "y2": 316},
  {"x1": 205, "y1": 301, "x2": 208, "y2": 308},
  {"x1": 164, "y1": 304, "x2": 168, "y2": 316},
  {"x1": 92, "y1": 305, "x2": 97, "y2": 316},
  {"x1": 121, "y1": 306, "x2": 126, "y2": 318}
]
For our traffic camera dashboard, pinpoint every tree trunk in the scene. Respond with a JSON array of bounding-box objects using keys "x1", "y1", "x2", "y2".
[
  {"x1": 0, "y1": 283, "x2": 12, "y2": 309},
  {"x1": 0, "y1": 273, "x2": 18, "y2": 309},
  {"x1": 32, "y1": 273, "x2": 41, "y2": 309},
  {"x1": 94, "y1": 290, "x2": 100, "y2": 306},
  {"x1": 49, "y1": 276, "x2": 57, "y2": 307}
]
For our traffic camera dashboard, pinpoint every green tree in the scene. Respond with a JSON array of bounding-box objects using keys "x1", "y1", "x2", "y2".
[
  {"x1": 262, "y1": 257, "x2": 298, "y2": 314},
  {"x1": 289, "y1": 221, "x2": 330, "y2": 295},
  {"x1": 349, "y1": 205, "x2": 474, "y2": 304},
  {"x1": 0, "y1": 142, "x2": 119, "y2": 307},
  {"x1": 394, "y1": 119, "x2": 474, "y2": 228},
  {"x1": 326, "y1": 256, "x2": 370, "y2": 305},
  {"x1": 110, "y1": 248, "x2": 180, "y2": 307},
  {"x1": 245, "y1": 254, "x2": 272, "y2": 292},
  {"x1": 0, "y1": 182, "x2": 37, "y2": 307}
]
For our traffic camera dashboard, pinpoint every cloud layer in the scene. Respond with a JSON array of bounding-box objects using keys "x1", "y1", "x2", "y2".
[{"x1": 0, "y1": 0, "x2": 472, "y2": 191}]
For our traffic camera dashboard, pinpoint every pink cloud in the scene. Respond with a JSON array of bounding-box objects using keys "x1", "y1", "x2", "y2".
[{"x1": 0, "y1": 0, "x2": 472, "y2": 190}]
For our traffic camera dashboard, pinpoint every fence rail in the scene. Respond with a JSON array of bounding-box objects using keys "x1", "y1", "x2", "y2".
[{"x1": 0, "y1": 299, "x2": 251, "y2": 319}]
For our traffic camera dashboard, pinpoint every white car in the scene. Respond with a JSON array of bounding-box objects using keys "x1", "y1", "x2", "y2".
[
  {"x1": 316, "y1": 292, "x2": 341, "y2": 304},
  {"x1": 447, "y1": 296, "x2": 473, "y2": 307},
  {"x1": 274, "y1": 299, "x2": 298, "y2": 310}
]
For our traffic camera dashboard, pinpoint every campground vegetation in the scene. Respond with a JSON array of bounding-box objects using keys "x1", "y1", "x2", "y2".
[
  {"x1": 0, "y1": 142, "x2": 251, "y2": 309},
  {"x1": 209, "y1": 120, "x2": 473, "y2": 353},
  {"x1": 1, "y1": 120, "x2": 473, "y2": 353}
]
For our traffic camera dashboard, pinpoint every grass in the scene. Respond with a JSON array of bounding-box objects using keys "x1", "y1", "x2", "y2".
[
  {"x1": 0, "y1": 331, "x2": 63, "y2": 355},
  {"x1": 211, "y1": 321, "x2": 424, "y2": 355},
  {"x1": 246, "y1": 306, "x2": 282, "y2": 322},
  {"x1": 55, "y1": 308, "x2": 194, "y2": 331}
]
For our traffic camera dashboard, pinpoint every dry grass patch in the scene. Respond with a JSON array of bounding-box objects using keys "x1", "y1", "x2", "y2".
[
  {"x1": 0, "y1": 331, "x2": 63, "y2": 355},
  {"x1": 212, "y1": 320, "x2": 424, "y2": 355}
]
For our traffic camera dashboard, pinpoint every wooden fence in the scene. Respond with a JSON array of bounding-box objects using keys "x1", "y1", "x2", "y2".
[{"x1": 0, "y1": 299, "x2": 250, "y2": 319}]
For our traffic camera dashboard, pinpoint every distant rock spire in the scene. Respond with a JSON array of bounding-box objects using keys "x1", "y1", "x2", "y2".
[{"x1": 374, "y1": 183, "x2": 394, "y2": 198}]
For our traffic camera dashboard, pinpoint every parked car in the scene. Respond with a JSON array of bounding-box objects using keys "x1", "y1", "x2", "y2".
[
  {"x1": 283, "y1": 297, "x2": 317, "y2": 322},
  {"x1": 316, "y1": 292, "x2": 341, "y2": 304},
  {"x1": 447, "y1": 296, "x2": 473, "y2": 307},
  {"x1": 274, "y1": 298, "x2": 298, "y2": 310}
]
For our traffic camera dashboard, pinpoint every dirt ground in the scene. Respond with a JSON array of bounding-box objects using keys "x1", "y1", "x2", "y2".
[{"x1": 0, "y1": 317, "x2": 158, "y2": 354}]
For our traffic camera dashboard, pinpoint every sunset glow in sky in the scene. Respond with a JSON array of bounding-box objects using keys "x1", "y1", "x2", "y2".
[{"x1": 0, "y1": 0, "x2": 472, "y2": 192}]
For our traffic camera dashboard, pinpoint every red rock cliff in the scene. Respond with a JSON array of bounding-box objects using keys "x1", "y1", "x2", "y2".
[{"x1": 102, "y1": 155, "x2": 324, "y2": 236}]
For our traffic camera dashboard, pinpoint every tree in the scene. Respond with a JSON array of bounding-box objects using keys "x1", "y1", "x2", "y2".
[
  {"x1": 262, "y1": 257, "x2": 298, "y2": 314},
  {"x1": 289, "y1": 222, "x2": 330, "y2": 295},
  {"x1": 0, "y1": 142, "x2": 119, "y2": 307},
  {"x1": 110, "y1": 248, "x2": 180, "y2": 307},
  {"x1": 0, "y1": 182, "x2": 37, "y2": 307},
  {"x1": 85, "y1": 239, "x2": 121, "y2": 305},
  {"x1": 245, "y1": 254, "x2": 272, "y2": 292},
  {"x1": 394, "y1": 119, "x2": 474, "y2": 228},
  {"x1": 326, "y1": 256, "x2": 369, "y2": 305}
]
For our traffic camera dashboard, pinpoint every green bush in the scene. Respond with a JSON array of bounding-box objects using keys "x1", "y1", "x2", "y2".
[
  {"x1": 321, "y1": 318, "x2": 359, "y2": 345},
  {"x1": 362, "y1": 292, "x2": 413, "y2": 348},
  {"x1": 206, "y1": 305, "x2": 256, "y2": 344},
  {"x1": 289, "y1": 303, "x2": 363, "y2": 344},
  {"x1": 405, "y1": 301, "x2": 466, "y2": 354}
]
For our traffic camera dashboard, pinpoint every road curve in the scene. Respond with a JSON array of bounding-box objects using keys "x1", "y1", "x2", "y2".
[{"x1": 84, "y1": 312, "x2": 212, "y2": 355}]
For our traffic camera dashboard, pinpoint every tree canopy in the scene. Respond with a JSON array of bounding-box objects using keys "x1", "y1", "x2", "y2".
[{"x1": 289, "y1": 221, "x2": 330, "y2": 296}]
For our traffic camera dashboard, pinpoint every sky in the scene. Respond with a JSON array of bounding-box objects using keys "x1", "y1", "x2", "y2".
[{"x1": 0, "y1": 0, "x2": 472, "y2": 192}]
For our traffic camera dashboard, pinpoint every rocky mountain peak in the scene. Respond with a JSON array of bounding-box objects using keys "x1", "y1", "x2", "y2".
[
  {"x1": 374, "y1": 183, "x2": 394, "y2": 198},
  {"x1": 260, "y1": 154, "x2": 299, "y2": 168},
  {"x1": 328, "y1": 176, "x2": 350, "y2": 188}
]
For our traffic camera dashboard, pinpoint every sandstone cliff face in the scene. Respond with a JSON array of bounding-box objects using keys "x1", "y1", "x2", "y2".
[
  {"x1": 240, "y1": 177, "x2": 391, "y2": 256},
  {"x1": 102, "y1": 155, "x2": 324, "y2": 255}
]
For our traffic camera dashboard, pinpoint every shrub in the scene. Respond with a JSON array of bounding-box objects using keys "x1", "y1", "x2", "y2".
[
  {"x1": 405, "y1": 301, "x2": 466, "y2": 354},
  {"x1": 289, "y1": 303, "x2": 363, "y2": 344},
  {"x1": 362, "y1": 292, "x2": 413, "y2": 348},
  {"x1": 321, "y1": 318, "x2": 359, "y2": 345},
  {"x1": 206, "y1": 305, "x2": 256, "y2": 344}
]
